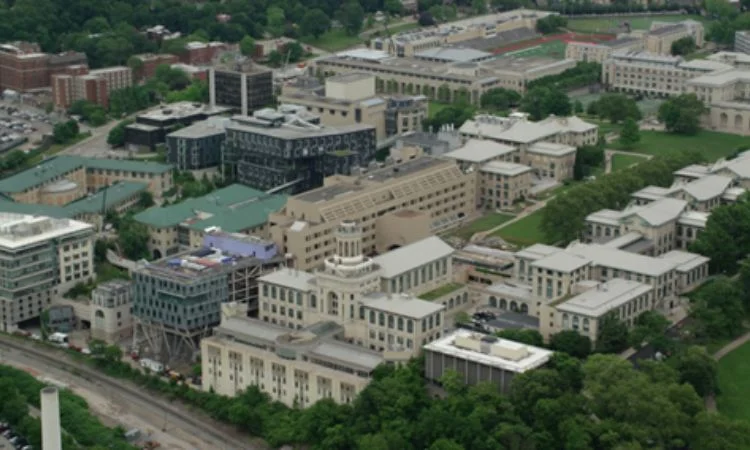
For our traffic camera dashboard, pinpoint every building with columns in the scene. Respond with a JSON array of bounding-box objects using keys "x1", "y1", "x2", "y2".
[{"x1": 201, "y1": 222, "x2": 476, "y2": 406}]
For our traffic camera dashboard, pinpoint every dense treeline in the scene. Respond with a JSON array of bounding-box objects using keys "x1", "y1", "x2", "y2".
[
  {"x1": 79, "y1": 341, "x2": 750, "y2": 450},
  {"x1": 0, "y1": 364, "x2": 135, "y2": 450},
  {"x1": 527, "y1": 62, "x2": 601, "y2": 91},
  {"x1": 541, "y1": 151, "x2": 705, "y2": 243}
]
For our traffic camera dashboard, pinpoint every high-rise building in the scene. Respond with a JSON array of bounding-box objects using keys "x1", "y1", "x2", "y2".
[
  {"x1": 209, "y1": 58, "x2": 273, "y2": 115},
  {"x1": 0, "y1": 214, "x2": 94, "y2": 332}
]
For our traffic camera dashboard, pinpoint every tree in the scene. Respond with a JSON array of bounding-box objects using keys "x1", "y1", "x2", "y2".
[
  {"x1": 671, "y1": 36, "x2": 696, "y2": 56},
  {"x1": 520, "y1": 86, "x2": 571, "y2": 120},
  {"x1": 628, "y1": 310, "x2": 670, "y2": 349},
  {"x1": 691, "y1": 412, "x2": 750, "y2": 450},
  {"x1": 300, "y1": 9, "x2": 331, "y2": 39},
  {"x1": 619, "y1": 118, "x2": 641, "y2": 149},
  {"x1": 266, "y1": 6, "x2": 286, "y2": 37},
  {"x1": 337, "y1": 1, "x2": 365, "y2": 36},
  {"x1": 53, "y1": 119, "x2": 80, "y2": 144},
  {"x1": 550, "y1": 330, "x2": 592, "y2": 358},
  {"x1": 471, "y1": 0, "x2": 488, "y2": 14},
  {"x1": 672, "y1": 346, "x2": 718, "y2": 397},
  {"x1": 589, "y1": 93, "x2": 641, "y2": 124},
  {"x1": 422, "y1": 104, "x2": 475, "y2": 131},
  {"x1": 479, "y1": 88, "x2": 521, "y2": 111},
  {"x1": 595, "y1": 314, "x2": 629, "y2": 354},
  {"x1": 573, "y1": 144, "x2": 604, "y2": 180},
  {"x1": 658, "y1": 94, "x2": 706, "y2": 135},
  {"x1": 118, "y1": 216, "x2": 151, "y2": 260},
  {"x1": 690, "y1": 276, "x2": 745, "y2": 340},
  {"x1": 239, "y1": 35, "x2": 256, "y2": 56},
  {"x1": 384, "y1": 0, "x2": 403, "y2": 16},
  {"x1": 573, "y1": 100, "x2": 583, "y2": 114},
  {"x1": 138, "y1": 191, "x2": 155, "y2": 209},
  {"x1": 495, "y1": 329, "x2": 544, "y2": 346},
  {"x1": 691, "y1": 194, "x2": 750, "y2": 274},
  {"x1": 536, "y1": 15, "x2": 567, "y2": 34},
  {"x1": 107, "y1": 119, "x2": 132, "y2": 147},
  {"x1": 418, "y1": 11, "x2": 436, "y2": 26}
]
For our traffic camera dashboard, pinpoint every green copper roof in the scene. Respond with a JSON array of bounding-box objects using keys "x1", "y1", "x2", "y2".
[{"x1": 134, "y1": 184, "x2": 286, "y2": 232}]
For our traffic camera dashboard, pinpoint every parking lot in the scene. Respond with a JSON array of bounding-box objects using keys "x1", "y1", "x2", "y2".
[
  {"x1": 0, "y1": 101, "x2": 55, "y2": 152},
  {"x1": 0, "y1": 422, "x2": 32, "y2": 450}
]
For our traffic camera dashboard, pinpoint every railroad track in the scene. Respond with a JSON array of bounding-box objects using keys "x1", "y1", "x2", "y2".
[{"x1": 0, "y1": 336, "x2": 253, "y2": 450}]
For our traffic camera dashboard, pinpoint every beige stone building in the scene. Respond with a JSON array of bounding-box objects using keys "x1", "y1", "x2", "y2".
[
  {"x1": 481, "y1": 241, "x2": 709, "y2": 343},
  {"x1": 313, "y1": 49, "x2": 576, "y2": 104},
  {"x1": 685, "y1": 66, "x2": 750, "y2": 135},
  {"x1": 457, "y1": 114, "x2": 597, "y2": 182},
  {"x1": 371, "y1": 9, "x2": 555, "y2": 57},
  {"x1": 565, "y1": 37, "x2": 644, "y2": 64},
  {"x1": 202, "y1": 225, "x2": 472, "y2": 406},
  {"x1": 602, "y1": 50, "x2": 733, "y2": 98},
  {"x1": 268, "y1": 155, "x2": 476, "y2": 271},
  {"x1": 0, "y1": 155, "x2": 173, "y2": 206},
  {"x1": 90, "y1": 280, "x2": 133, "y2": 344},
  {"x1": 479, "y1": 161, "x2": 533, "y2": 210},
  {"x1": 645, "y1": 20, "x2": 705, "y2": 55},
  {"x1": 279, "y1": 72, "x2": 427, "y2": 140}
]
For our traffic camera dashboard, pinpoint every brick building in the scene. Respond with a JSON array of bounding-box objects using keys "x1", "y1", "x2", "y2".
[
  {"x1": 0, "y1": 42, "x2": 87, "y2": 92},
  {"x1": 131, "y1": 53, "x2": 179, "y2": 81},
  {"x1": 180, "y1": 41, "x2": 229, "y2": 65},
  {"x1": 52, "y1": 66, "x2": 132, "y2": 109}
]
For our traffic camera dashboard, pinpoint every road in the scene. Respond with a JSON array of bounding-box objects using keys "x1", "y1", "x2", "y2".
[
  {"x1": 0, "y1": 336, "x2": 265, "y2": 450},
  {"x1": 61, "y1": 118, "x2": 127, "y2": 158}
]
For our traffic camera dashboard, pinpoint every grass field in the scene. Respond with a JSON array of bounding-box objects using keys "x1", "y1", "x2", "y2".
[
  {"x1": 428, "y1": 102, "x2": 451, "y2": 118},
  {"x1": 303, "y1": 29, "x2": 362, "y2": 52},
  {"x1": 611, "y1": 153, "x2": 649, "y2": 171},
  {"x1": 492, "y1": 209, "x2": 550, "y2": 247},
  {"x1": 610, "y1": 130, "x2": 750, "y2": 162},
  {"x1": 451, "y1": 213, "x2": 515, "y2": 240},
  {"x1": 567, "y1": 14, "x2": 707, "y2": 33},
  {"x1": 717, "y1": 339, "x2": 750, "y2": 422}
]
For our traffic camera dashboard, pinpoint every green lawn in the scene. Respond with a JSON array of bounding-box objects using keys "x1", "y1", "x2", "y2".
[
  {"x1": 611, "y1": 153, "x2": 648, "y2": 171},
  {"x1": 387, "y1": 22, "x2": 420, "y2": 34},
  {"x1": 717, "y1": 339, "x2": 750, "y2": 422},
  {"x1": 303, "y1": 29, "x2": 363, "y2": 52},
  {"x1": 420, "y1": 282, "x2": 465, "y2": 301},
  {"x1": 492, "y1": 209, "x2": 550, "y2": 247},
  {"x1": 567, "y1": 14, "x2": 707, "y2": 33},
  {"x1": 451, "y1": 213, "x2": 515, "y2": 240},
  {"x1": 610, "y1": 130, "x2": 750, "y2": 162}
]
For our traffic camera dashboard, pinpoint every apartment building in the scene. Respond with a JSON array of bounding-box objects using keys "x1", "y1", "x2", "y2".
[
  {"x1": 457, "y1": 113, "x2": 598, "y2": 182},
  {"x1": 132, "y1": 232, "x2": 286, "y2": 360},
  {"x1": 279, "y1": 72, "x2": 427, "y2": 141},
  {"x1": 90, "y1": 280, "x2": 133, "y2": 344},
  {"x1": 0, "y1": 214, "x2": 94, "y2": 332},
  {"x1": 134, "y1": 184, "x2": 287, "y2": 259},
  {"x1": 313, "y1": 48, "x2": 576, "y2": 104},
  {"x1": 200, "y1": 224, "x2": 465, "y2": 406},
  {"x1": 645, "y1": 20, "x2": 705, "y2": 55},
  {"x1": 268, "y1": 155, "x2": 475, "y2": 270},
  {"x1": 208, "y1": 59, "x2": 273, "y2": 115},
  {"x1": 424, "y1": 329, "x2": 552, "y2": 392},
  {"x1": 0, "y1": 155, "x2": 172, "y2": 206},
  {"x1": 602, "y1": 50, "x2": 734, "y2": 97},
  {"x1": 0, "y1": 42, "x2": 87, "y2": 92},
  {"x1": 565, "y1": 37, "x2": 644, "y2": 64},
  {"x1": 131, "y1": 53, "x2": 180, "y2": 81},
  {"x1": 371, "y1": 10, "x2": 554, "y2": 57},
  {"x1": 52, "y1": 66, "x2": 132, "y2": 109}
]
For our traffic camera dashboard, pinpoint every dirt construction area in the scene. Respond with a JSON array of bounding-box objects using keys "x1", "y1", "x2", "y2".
[{"x1": 492, "y1": 32, "x2": 615, "y2": 58}]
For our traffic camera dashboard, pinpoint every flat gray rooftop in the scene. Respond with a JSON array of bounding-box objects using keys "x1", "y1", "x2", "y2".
[
  {"x1": 297, "y1": 182, "x2": 366, "y2": 203},
  {"x1": 327, "y1": 72, "x2": 373, "y2": 83},
  {"x1": 649, "y1": 23, "x2": 686, "y2": 36}
]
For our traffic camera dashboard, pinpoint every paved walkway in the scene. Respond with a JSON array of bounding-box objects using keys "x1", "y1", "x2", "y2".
[
  {"x1": 705, "y1": 330, "x2": 750, "y2": 412},
  {"x1": 469, "y1": 196, "x2": 553, "y2": 243}
]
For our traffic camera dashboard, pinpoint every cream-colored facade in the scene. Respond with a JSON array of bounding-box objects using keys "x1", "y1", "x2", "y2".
[
  {"x1": 313, "y1": 50, "x2": 576, "y2": 103},
  {"x1": 279, "y1": 73, "x2": 427, "y2": 140},
  {"x1": 602, "y1": 50, "x2": 734, "y2": 98},
  {"x1": 479, "y1": 161, "x2": 532, "y2": 209},
  {"x1": 565, "y1": 37, "x2": 644, "y2": 64},
  {"x1": 479, "y1": 241, "x2": 709, "y2": 343},
  {"x1": 685, "y1": 63, "x2": 750, "y2": 136},
  {"x1": 457, "y1": 114, "x2": 596, "y2": 182},
  {"x1": 269, "y1": 155, "x2": 475, "y2": 271},
  {"x1": 645, "y1": 20, "x2": 705, "y2": 55},
  {"x1": 203, "y1": 226, "x2": 468, "y2": 407},
  {"x1": 371, "y1": 10, "x2": 555, "y2": 57}
]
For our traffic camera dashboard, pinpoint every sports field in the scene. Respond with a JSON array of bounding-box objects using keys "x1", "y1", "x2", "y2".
[
  {"x1": 567, "y1": 14, "x2": 708, "y2": 34},
  {"x1": 493, "y1": 32, "x2": 615, "y2": 59}
]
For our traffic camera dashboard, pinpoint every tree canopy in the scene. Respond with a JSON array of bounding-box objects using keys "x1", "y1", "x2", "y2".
[{"x1": 658, "y1": 94, "x2": 706, "y2": 135}]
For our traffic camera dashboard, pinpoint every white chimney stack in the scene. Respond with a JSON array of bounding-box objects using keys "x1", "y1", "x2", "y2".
[{"x1": 41, "y1": 387, "x2": 62, "y2": 450}]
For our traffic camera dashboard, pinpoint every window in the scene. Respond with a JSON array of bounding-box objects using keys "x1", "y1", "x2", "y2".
[
  {"x1": 310, "y1": 295, "x2": 317, "y2": 308},
  {"x1": 407, "y1": 320, "x2": 414, "y2": 333},
  {"x1": 397, "y1": 317, "x2": 404, "y2": 331},
  {"x1": 379, "y1": 312, "x2": 385, "y2": 326}
]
